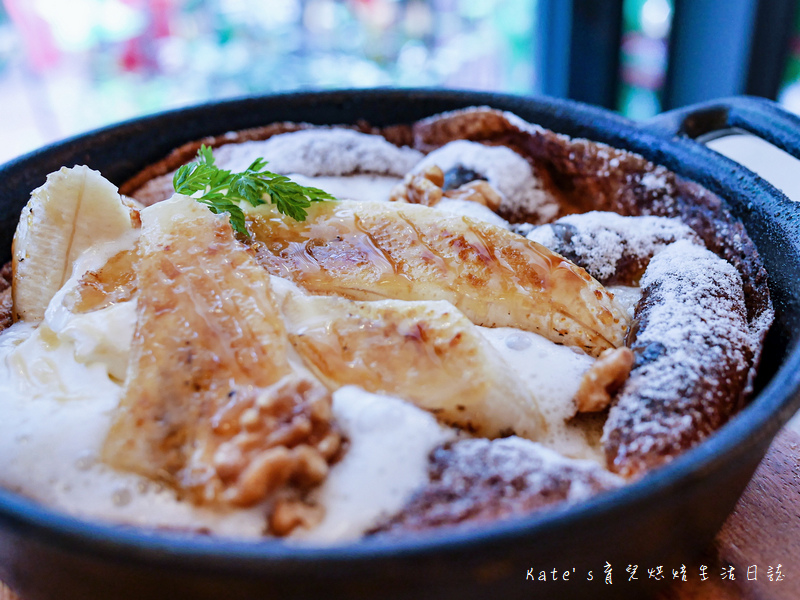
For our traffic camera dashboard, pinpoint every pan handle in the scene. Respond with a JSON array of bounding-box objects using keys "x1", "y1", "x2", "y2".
[{"x1": 643, "y1": 96, "x2": 800, "y2": 160}]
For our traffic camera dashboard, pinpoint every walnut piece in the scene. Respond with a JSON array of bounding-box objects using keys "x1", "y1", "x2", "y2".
[
  {"x1": 0, "y1": 287, "x2": 11, "y2": 333},
  {"x1": 210, "y1": 376, "x2": 339, "y2": 506},
  {"x1": 445, "y1": 180, "x2": 502, "y2": 211},
  {"x1": 389, "y1": 165, "x2": 444, "y2": 206},
  {"x1": 390, "y1": 164, "x2": 502, "y2": 212},
  {"x1": 270, "y1": 497, "x2": 324, "y2": 536},
  {"x1": 574, "y1": 347, "x2": 634, "y2": 412}
]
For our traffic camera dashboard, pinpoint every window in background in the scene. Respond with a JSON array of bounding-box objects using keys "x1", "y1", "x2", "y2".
[
  {"x1": 0, "y1": 0, "x2": 538, "y2": 164},
  {"x1": 616, "y1": 0, "x2": 672, "y2": 120},
  {"x1": 778, "y1": 2, "x2": 800, "y2": 114}
]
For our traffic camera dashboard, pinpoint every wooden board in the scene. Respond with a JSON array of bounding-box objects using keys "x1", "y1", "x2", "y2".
[
  {"x1": 3, "y1": 415, "x2": 799, "y2": 600},
  {"x1": 655, "y1": 415, "x2": 800, "y2": 600}
]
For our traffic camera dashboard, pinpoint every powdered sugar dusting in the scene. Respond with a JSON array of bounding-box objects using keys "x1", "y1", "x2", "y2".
[
  {"x1": 527, "y1": 211, "x2": 699, "y2": 284},
  {"x1": 213, "y1": 129, "x2": 424, "y2": 176},
  {"x1": 603, "y1": 240, "x2": 752, "y2": 475},
  {"x1": 371, "y1": 436, "x2": 623, "y2": 533},
  {"x1": 640, "y1": 171, "x2": 669, "y2": 191},
  {"x1": 439, "y1": 437, "x2": 622, "y2": 502},
  {"x1": 283, "y1": 173, "x2": 400, "y2": 202}
]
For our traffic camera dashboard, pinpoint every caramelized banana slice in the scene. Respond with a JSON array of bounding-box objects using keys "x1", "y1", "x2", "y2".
[
  {"x1": 12, "y1": 166, "x2": 136, "y2": 322},
  {"x1": 249, "y1": 201, "x2": 629, "y2": 356},
  {"x1": 66, "y1": 248, "x2": 138, "y2": 313},
  {"x1": 274, "y1": 282, "x2": 545, "y2": 439},
  {"x1": 103, "y1": 196, "x2": 340, "y2": 507}
]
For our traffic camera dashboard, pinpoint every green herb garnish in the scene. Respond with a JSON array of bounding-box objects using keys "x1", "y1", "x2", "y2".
[{"x1": 173, "y1": 145, "x2": 336, "y2": 236}]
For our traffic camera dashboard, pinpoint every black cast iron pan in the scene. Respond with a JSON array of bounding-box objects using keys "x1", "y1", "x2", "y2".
[{"x1": 0, "y1": 90, "x2": 799, "y2": 600}]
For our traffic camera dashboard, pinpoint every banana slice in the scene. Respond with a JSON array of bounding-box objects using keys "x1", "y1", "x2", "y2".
[
  {"x1": 102, "y1": 195, "x2": 340, "y2": 507},
  {"x1": 66, "y1": 248, "x2": 137, "y2": 314},
  {"x1": 249, "y1": 201, "x2": 630, "y2": 357},
  {"x1": 12, "y1": 166, "x2": 135, "y2": 322},
  {"x1": 274, "y1": 281, "x2": 545, "y2": 440}
]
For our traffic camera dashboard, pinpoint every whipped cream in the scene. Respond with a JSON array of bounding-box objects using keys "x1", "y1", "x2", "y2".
[{"x1": 295, "y1": 386, "x2": 456, "y2": 543}]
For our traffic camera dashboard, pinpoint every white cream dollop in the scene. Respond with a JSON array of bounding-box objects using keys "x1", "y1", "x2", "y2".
[
  {"x1": 478, "y1": 326, "x2": 603, "y2": 463},
  {"x1": 294, "y1": 386, "x2": 456, "y2": 543}
]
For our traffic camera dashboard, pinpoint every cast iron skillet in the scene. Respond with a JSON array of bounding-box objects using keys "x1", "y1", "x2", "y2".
[{"x1": 1, "y1": 90, "x2": 799, "y2": 600}]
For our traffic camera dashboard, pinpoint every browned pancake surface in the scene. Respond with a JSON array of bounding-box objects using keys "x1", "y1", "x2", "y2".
[{"x1": 371, "y1": 437, "x2": 622, "y2": 535}]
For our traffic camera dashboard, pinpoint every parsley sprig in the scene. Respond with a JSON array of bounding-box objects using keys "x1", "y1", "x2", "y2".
[{"x1": 173, "y1": 145, "x2": 336, "y2": 236}]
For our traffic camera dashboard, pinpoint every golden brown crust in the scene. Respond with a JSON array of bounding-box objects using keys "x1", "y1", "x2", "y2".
[
  {"x1": 413, "y1": 109, "x2": 518, "y2": 154},
  {"x1": 0, "y1": 106, "x2": 776, "y2": 542}
]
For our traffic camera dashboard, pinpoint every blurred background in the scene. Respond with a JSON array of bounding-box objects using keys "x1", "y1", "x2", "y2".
[{"x1": 1, "y1": 0, "x2": 799, "y2": 164}]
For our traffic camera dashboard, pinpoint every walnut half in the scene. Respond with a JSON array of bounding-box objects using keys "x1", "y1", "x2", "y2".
[
  {"x1": 390, "y1": 165, "x2": 502, "y2": 212},
  {"x1": 574, "y1": 347, "x2": 634, "y2": 413}
]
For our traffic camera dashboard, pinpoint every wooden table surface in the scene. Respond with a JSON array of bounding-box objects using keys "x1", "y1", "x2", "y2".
[
  {"x1": 656, "y1": 413, "x2": 800, "y2": 600},
  {"x1": 2, "y1": 414, "x2": 798, "y2": 600}
]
